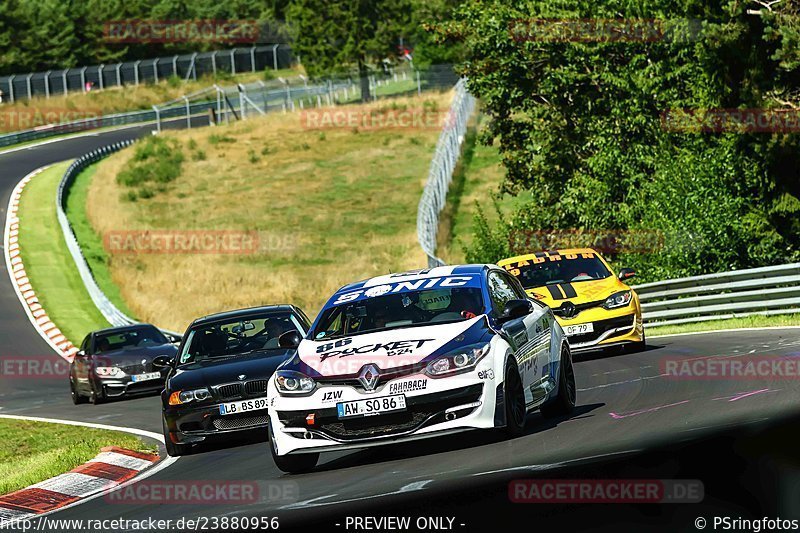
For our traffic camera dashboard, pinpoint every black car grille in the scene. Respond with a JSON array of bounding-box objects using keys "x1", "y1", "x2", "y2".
[
  {"x1": 216, "y1": 384, "x2": 242, "y2": 400},
  {"x1": 552, "y1": 299, "x2": 605, "y2": 319},
  {"x1": 569, "y1": 315, "x2": 634, "y2": 344},
  {"x1": 213, "y1": 415, "x2": 269, "y2": 431},
  {"x1": 278, "y1": 384, "x2": 483, "y2": 441},
  {"x1": 119, "y1": 363, "x2": 148, "y2": 374},
  {"x1": 318, "y1": 364, "x2": 425, "y2": 392},
  {"x1": 245, "y1": 379, "x2": 269, "y2": 395}
]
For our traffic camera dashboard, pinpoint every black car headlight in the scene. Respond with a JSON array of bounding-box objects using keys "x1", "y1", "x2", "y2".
[
  {"x1": 275, "y1": 370, "x2": 317, "y2": 395},
  {"x1": 425, "y1": 342, "x2": 490, "y2": 377},
  {"x1": 168, "y1": 388, "x2": 210, "y2": 406},
  {"x1": 604, "y1": 290, "x2": 632, "y2": 310}
]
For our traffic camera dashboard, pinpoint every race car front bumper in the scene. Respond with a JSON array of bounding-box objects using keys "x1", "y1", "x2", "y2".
[{"x1": 268, "y1": 368, "x2": 500, "y2": 456}]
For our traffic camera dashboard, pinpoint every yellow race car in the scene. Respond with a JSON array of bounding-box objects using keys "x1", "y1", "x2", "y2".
[{"x1": 498, "y1": 248, "x2": 645, "y2": 353}]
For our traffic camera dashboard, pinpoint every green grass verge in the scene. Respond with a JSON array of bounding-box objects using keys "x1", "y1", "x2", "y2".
[
  {"x1": 648, "y1": 314, "x2": 800, "y2": 337},
  {"x1": 65, "y1": 163, "x2": 137, "y2": 318},
  {"x1": 16, "y1": 162, "x2": 110, "y2": 344},
  {"x1": 0, "y1": 418, "x2": 156, "y2": 495}
]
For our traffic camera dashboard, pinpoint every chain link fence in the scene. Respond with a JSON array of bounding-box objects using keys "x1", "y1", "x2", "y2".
[
  {"x1": 417, "y1": 78, "x2": 477, "y2": 267},
  {"x1": 0, "y1": 65, "x2": 459, "y2": 148},
  {"x1": 0, "y1": 45, "x2": 291, "y2": 103}
]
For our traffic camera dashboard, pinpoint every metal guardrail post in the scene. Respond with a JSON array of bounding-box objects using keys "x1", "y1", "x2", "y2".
[
  {"x1": 231, "y1": 49, "x2": 237, "y2": 75},
  {"x1": 44, "y1": 71, "x2": 51, "y2": 98},
  {"x1": 250, "y1": 46, "x2": 257, "y2": 72},
  {"x1": 7, "y1": 75, "x2": 14, "y2": 102},
  {"x1": 272, "y1": 44, "x2": 280, "y2": 71},
  {"x1": 25, "y1": 74, "x2": 32, "y2": 99},
  {"x1": 153, "y1": 105, "x2": 161, "y2": 132},
  {"x1": 134, "y1": 60, "x2": 141, "y2": 86}
]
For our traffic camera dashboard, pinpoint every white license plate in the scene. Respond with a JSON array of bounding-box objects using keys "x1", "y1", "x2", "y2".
[
  {"x1": 564, "y1": 322, "x2": 594, "y2": 336},
  {"x1": 337, "y1": 395, "x2": 407, "y2": 419},
  {"x1": 131, "y1": 372, "x2": 161, "y2": 382},
  {"x1": 219, "y1": 397, "x2": 269, "y2": 416}
]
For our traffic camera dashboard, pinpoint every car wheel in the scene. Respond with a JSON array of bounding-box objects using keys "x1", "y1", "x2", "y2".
[
  {"x1": 268, "y1": 421, "x2": 318, "y2": 474},
  {"x1": 89, "y1": 382, "x2": 105, "y2": 405},
  {"x1": 540, "y1": 345, "x2": 576, "y2": 418},
  {"x1": 70, "y1": 375, "x2": 87, "y2": 405},
  {"x1": 502, "y1": 357, "x2": 526, "y2": 438},
  {"x1": 162, "y1": 416, "x2": 189, "y2": 457}
]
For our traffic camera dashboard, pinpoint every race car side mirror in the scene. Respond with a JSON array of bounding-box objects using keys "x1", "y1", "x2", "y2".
[
  {"x1": 75, "y1": 350, "x2": 86, "y2": 358},
  {"x1": 152, "y1": 355, "x2": 173, "y2": 368},
  {"x1": 498, "y1": 299, "x2": 533, "y2": 324},
  {"x1": 279, "y1": 330, "x2": 302, "y2": 349},
  {"x1": 618, "y1": 268, "x2": 636, "y2": 281}
]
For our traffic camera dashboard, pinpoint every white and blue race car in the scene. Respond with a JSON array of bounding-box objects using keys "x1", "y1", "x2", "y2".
[{"x1": 266, "y1": 265, "x2": 576, "y2": 473}]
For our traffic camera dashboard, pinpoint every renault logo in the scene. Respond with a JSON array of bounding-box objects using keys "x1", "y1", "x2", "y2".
[
  {"x1": 558, "y1": 302, "x2": 577, "y2": 319},
  {"x1": 358, "y1": 364, "x2": 380, "y2": 391}
]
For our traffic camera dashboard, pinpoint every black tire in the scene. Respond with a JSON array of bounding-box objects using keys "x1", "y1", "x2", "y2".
[
  {"x1": 540, "y1": 346, "x2": 576, "y2": 418},
  {"x1": 268, "y1": 421, "x2": 318, "y2": 474},
  {"x1": 89, "y1": 381, "x2": 105, "y2": 405},
  {"x1": 162, "y1": 416, "x2": 189, "y2": 457},
  {"x1": 629, "y1": 330, "x2": 647, "y2": 353},
  {"x1": 502, "y1": 357, "x2": 527, "y2": 438},
  {"x1": 70, "y1": 375, "x2": 87, "y2": 405}
]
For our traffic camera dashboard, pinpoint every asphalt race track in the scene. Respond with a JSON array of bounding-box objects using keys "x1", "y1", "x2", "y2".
[{"x1": 3, "y1": 125, "x2": 800, "y2": 531}]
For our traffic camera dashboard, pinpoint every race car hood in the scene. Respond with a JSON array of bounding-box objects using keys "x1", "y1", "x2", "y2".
[
  {"x1": 169, "y1": 349, "x2": 294, "y2": 391},
  {"x1": 93, "y1": 344, "x2": 177, "y2": 368},
  {"x1": 526, "y1": 275, "x2": 627, "y2": 308},
  {"x1": 291, "y1": 315, "x2": 492, "y2": 378}
]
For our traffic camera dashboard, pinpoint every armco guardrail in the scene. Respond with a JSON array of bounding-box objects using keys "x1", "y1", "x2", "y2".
[
  {"x1": 633, "y1": 263, "x2": 800, "y2": 327},
  {"x1": 57, "y1": 141, "x2": 181, "y2": 336},
  {"x1": 417, "y1": 78, "x2": 476, "y2": 267},
  {"x1": 57, "y1": 141, "x2": 139, "y2": 329}
]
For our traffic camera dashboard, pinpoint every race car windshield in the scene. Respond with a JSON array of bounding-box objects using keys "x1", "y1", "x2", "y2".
[
  {"x1": 313, "y1": 287, "x2": 484, "y2": 340},
  {"x1": 94, "y1": 325, "x2": 168, "y2": 354},
  {"x1": 178, "y1": 312, "x2": 304, "y2": 365},
  {"x1": 510, "y1": 255, "x2": 612, "y2": 289}
]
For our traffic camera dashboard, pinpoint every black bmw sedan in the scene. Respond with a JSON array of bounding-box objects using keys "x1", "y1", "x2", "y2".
[
  {"x1": 155, "y1": 305, "x2": 310, "y2": 456},
  {"x1": 70, "y1": 323, "x2": 180, "y2": 404}
]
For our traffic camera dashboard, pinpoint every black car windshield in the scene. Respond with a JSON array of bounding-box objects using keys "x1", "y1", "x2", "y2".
[
  {"x1": 507, "y1": 254, "x2": 612, "y2": 289},
  {"x1": 95, "y1": 325, "x2": 168, "y2": 354},
  {"x1": 313, "y1": 287, "x2": 484, "y2": 340},
  {"x1": 179, "y1": 312, "x2": 304, "y2": 365}
]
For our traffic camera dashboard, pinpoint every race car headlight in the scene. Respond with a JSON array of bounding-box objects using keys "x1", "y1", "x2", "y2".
[
  {"x1": 94, "y1": 366, "x2": 125, "y2": 378},
  {"x1": 168, "y1": 388, "x2": 210, "y2": 406},
  {"x1": 275, "y1": 370, "x2": 316, "y2": 395},
  {"x1": 425, "y1": 342, "x2": 491, "y2": 377},
  {"x1": 604, "y1": 290, "x2": 632, "y2": 310}
]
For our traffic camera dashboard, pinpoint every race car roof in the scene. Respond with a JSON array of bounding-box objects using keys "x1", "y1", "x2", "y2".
[
  {"x1": 497, "y1": 248, "x2": 601, "y2": 266},
  {"x1": 190, "y1": 305, "x2": 300, "y2": 327},
  {"x1": 334, "y1": 264, "x2": 491, "y2": 295}
]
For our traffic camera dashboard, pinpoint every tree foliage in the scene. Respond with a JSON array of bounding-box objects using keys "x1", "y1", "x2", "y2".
[{"x1": 440, "y1": 0, "x2": 800, "y2": 280}]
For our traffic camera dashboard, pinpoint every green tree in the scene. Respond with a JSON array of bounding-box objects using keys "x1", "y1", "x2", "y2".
[
  {"x1": 442, "y1": 0, "x2": 800, "y2": 279},
  {"x1": 286, "y1": 0, "x2": 414, "y2": 100}
]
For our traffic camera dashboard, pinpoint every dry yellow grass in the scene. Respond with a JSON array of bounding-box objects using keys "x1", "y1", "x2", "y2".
[{"x1": 86, "y1": 93, "x2": 451, "y2": 331}]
